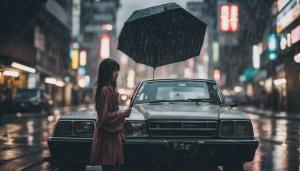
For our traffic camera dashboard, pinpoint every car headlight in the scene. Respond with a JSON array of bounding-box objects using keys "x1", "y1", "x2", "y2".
[
  {"x1": 53, "y1": 120, "x2": 94, "y2": 137},
  {"x1": 219, "y1": 120, "x2": 253, "y2": 138},
  {"x1": 124, "y1": 121, "x2": 148, "y2": 137},
  {"x1": 53, "y1": 121, "x2": 73, "y2": 137},
  {"x1": 73, "y1": 121, "x2": 94, "y2": 137}
]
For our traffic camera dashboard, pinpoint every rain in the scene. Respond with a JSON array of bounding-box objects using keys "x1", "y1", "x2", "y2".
[{"x1": 0, "y1": 0, "x2": 300, "y2": 171}]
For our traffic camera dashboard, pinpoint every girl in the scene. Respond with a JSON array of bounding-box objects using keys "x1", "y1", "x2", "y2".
[{"x1": 90, "y1": 58, "x2": 131, "y2": 171}]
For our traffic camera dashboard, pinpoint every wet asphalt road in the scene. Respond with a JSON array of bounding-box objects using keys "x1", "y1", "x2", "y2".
[
  {"x1": 0, "y1": 105, "x2": 89, "y2": 171},
  {"x1": 0, "y1": 106, "x2": 299, "y2": 171}
]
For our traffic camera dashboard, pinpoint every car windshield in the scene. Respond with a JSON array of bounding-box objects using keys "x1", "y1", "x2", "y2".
[
  {"x1": 15, "y1": 89, "x2": 39, "y2": 100},
  {"x1": 133, "y1": 81, "x2": 223, "y2": 105}
]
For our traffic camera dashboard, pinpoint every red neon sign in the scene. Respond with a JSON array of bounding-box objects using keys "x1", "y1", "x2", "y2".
[{"x1": 219, "y1": 4, "x2": 239, "y2": 32}]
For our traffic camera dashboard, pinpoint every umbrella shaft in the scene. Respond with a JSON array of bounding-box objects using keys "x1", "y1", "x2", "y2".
[{"x1": 153, "y1": 68, "x2": 155, "y2": 80}]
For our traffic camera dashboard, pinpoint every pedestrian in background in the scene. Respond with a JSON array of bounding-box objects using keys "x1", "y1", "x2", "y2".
[
  {"x1": 271, "y1": 88, "x2": 279, "y2": 112},
  {"x1": 90, "y1": 58, "x2": 131, "y2": 171}
]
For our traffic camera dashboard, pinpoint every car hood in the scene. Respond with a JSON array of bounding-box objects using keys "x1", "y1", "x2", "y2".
[
  {"x1": 128, "y1": 103, "x2": 223, "y2": 121},
  {"x1": 127, "y1": 103, "x2": 250, "y2": 121}
]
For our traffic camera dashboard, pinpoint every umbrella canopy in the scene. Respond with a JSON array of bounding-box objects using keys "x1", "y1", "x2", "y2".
[{"x1": 117, "y1": 3, "x2": 207, "y2": 68}]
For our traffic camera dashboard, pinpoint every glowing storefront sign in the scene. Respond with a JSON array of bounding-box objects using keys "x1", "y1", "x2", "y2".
[
  {"x1": 71, "y1": 49, "x2": 79, "y2": 70},
  {"x1": 277, "y1": 0, "x2": 291, "y2": 12},
  {"x1": 100, "y1": 34, "x2": 110, "y2": 59},
  {"x1": 280, "y1": 36, "x2": 287, "y2": 50},
  {"x1": 212, "y1": 42, "x2": 220, "y2": 63},
  {"x1": 219, "y1": 4, "x2": 239, "y2": 32},
  {"x1": 253, "y1": 45, "x2": 261, "y2": 68},
  {"x1": 279, "y1": 25, "x2": 300, "y2": 50},
  {"x1": 291, "y1": 25, "x2": 300, "y2": 44},
  {"x1": 79, "y1": 50, "x2": 87, "y2": 66},
  {"x1": 3, "y1": 70, "x2": 19, "y2": 77},
  {"x1": 294, "y1": 53, "x2": 300, "y2": 63},
  {"x1": 11, "y1": 62, "x2": 36, "y2": 73},
  {"x1": 276, "y1": 0, "x2": 300, "y2": 33},
  {"x1": 72, "y1": 0, "x2": 81, "y2": 37}
]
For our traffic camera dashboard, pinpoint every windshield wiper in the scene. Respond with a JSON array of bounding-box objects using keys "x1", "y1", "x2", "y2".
[
  {"x1": 144, "y1": 99, "x2": 218, "y2": 104},
  {"x1": 146, "y1": 99, "x2": 188, "y2": 104},
  {"x1": 187, "y1": 98, "x2": 218, "y2": 104}
]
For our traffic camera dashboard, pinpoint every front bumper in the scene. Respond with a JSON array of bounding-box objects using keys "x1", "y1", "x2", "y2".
[
  {"x1": 48, "y1": 137, "x2": 258, "y2": 166},
  {"x1": 124, "y1": 138, "x2": 258, "y2": 165},
  {"x1": 48, "y1": 137, "x2": 92, "y2": 165}
]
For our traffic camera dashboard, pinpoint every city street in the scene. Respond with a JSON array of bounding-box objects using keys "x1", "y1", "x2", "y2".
[
  {"x1": 0, "y1": 105, "x2": 89, "y2": 171},
  {"x1": 0, "y1": 106, "x2": 299, "y2": 171},
  {"x1": 1, "y1": 1, "x2": 300, "y2": 171}
]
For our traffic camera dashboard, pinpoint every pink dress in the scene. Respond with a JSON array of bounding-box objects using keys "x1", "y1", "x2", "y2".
[{"x1": 90, "y1": 85, "x2": 126, "y2": 165}]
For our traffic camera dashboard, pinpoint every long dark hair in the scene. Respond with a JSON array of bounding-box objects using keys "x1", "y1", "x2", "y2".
[{"x1": 95, "y1": 58, "x2": 120, "y2": 108}]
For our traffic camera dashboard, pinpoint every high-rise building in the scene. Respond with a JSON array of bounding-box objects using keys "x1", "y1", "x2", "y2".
[
  {"x1": 0, "y1": 0, "x2": 72, "y2": 107},
  {"x1": 79, "y1": 0, "x2": 120, "y2": 88}
]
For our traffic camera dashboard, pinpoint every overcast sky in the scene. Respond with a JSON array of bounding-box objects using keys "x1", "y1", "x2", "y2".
[{"x1": 116, "y1": 0, "x2": 191, "y2": 35}]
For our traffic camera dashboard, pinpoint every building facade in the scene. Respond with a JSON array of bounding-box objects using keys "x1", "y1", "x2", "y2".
[{"x1": 0, "y1": 0, "x2": 72, "y2": 110}]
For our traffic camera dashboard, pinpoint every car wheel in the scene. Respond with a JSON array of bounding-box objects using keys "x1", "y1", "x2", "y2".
[{"x1": 223, "y1": 163, "x2": 244, "y2": 171}]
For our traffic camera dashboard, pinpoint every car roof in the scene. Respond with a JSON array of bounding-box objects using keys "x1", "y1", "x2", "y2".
[
  {"x1": 141, "y1": 78, "x2": 216, "y2": 84},
  {"x1": 60, "y1": 108, "x2": 96, "y2": 120}
]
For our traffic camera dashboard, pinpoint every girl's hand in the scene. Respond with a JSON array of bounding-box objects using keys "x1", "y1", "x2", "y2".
[{"x1": 124, "y1": 108, "x2": 132, "y2": 117}]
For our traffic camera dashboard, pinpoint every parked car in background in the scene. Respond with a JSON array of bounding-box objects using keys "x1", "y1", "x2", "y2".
[
  {"x1": 48, "y1": 79, "x2": 258, "y2": 171},
  {"x1": 13, "y1": 89, "x2": 53, "y2": 115},
  {"x1": 224, "y1": 92, "x2": 250, "y2": 106}
]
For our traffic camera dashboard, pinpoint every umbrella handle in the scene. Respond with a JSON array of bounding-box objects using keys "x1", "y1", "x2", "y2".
[{"x1": 153, "y1": 67, "x2": 155, "y2": 80}]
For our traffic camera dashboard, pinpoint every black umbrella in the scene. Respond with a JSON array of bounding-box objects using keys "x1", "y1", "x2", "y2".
[{"x1": 117, "y1": 3, "x2": 207, "y2": 78}]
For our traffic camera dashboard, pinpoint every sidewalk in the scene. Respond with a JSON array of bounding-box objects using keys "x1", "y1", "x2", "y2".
[{"x1": 239, "y1": 106, "x2": 300, "y2": 121}]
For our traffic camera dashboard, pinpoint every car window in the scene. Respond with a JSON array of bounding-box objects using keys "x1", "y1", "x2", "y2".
[
  {"x1": 133, "y1": 81, "x2": 221, "y2": 104},
  {"x1": 156, "y1": 86, "x2": 209, "y2": 100}
]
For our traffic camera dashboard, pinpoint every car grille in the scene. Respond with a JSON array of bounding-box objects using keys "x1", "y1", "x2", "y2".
[{"x1": 148, "y1": 121, "x2": 217, "y2": 137}]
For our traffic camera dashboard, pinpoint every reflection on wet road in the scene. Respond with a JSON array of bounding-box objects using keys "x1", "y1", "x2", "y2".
[
  {"x1": 244, "y1": 112, "x2": 300, "y2": 171},
  {"x1": 0, "y1": 105, "x2": 89, "y2": 171},
  {"x1": 0, "y1": 107, "x2": 299, "y2": 171}
]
